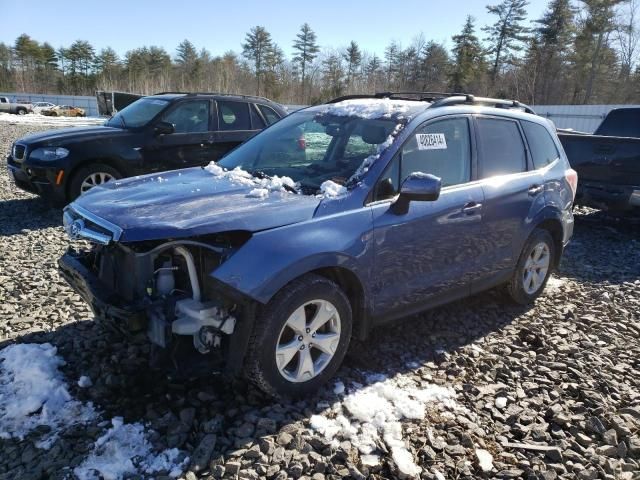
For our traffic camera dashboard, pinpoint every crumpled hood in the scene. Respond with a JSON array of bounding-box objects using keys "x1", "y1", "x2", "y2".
[
  {"x1": 18, "y1": 126, "x2": 124, "y2": 146},
  {"x1": 70, "y1": 167, "x2": 321, "y2": 242}
]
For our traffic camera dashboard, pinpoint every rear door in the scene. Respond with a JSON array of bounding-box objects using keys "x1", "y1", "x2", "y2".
[
  {"x1": 473, "y1": 115, "x2": 545, "y2": 285},
  {"x1": 371, "y1": 116, "x2": 486, "y2": 318},
  {"x1": 209, "y1": 100, "x2": 261, "y2": 162},
  {"x1": 145, "y1": 99, "x2": 213, "y2": 170}
]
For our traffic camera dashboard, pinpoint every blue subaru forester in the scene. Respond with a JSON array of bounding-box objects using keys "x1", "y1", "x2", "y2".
[{"x1": 59, "y1": 93, "x2": 576, "y2": 398}]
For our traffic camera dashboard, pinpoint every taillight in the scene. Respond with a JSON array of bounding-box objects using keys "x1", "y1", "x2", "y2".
[
  {"x1": 565, "y1": 168, "x2": 578, "y2": 200},
  {"x1": 297, "y1": 137, "x2": 306, "y2": 150}
]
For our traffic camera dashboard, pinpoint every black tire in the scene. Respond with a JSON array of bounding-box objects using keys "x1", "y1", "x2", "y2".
[
  {"x1": 16, "y1": 108, "x2": 26, "y2": 115},
  {"x1": 507, "y1": 228, "x2": 555, "y2": 305},
  {"x1": 244, "y1": 274, "x2": 352, "y2": 399},
  {"x1": 69, "y1": 163, "x2": 122, "y2": 201}
]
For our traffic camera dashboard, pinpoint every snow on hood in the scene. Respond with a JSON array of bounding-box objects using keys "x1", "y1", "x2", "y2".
[
  {"x1": 204, "y1": 163, "x2": 295, "y2": 199},
  {"x1": 0, "y1": 343, "x2": 187, "y2": 478},
  {"x1": 309, "y1": 372, "x2": 458, "y2": 478},
  {"x1": 320, "y1": 98, "x2": 418, "y2": 119}
]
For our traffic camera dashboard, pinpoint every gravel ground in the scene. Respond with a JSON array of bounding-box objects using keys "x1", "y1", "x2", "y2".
[{"x1": 1, "y1": 121, "x2": 639, "y2": 480}]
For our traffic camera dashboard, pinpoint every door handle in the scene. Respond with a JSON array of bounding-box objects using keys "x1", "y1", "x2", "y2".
[
  {"x1": 462, "y1": 202, "x2": 482, "y2": 214},
  {"x1": 528, "y1": 185, "x2": 543, "y2": 196}
]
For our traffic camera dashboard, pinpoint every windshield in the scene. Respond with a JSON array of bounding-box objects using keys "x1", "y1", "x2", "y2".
[
  {"x1": 106, "y1": 97, "x2": 169, "y2": 128},
  {"x1": 217, "y1": 110, "x2": 400, "y2": 191}
]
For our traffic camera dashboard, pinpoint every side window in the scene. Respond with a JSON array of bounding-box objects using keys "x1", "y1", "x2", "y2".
[
  {"x1": 476, "y1": 118, "x2": 526, "y2": 178},
  {"x1": 400, "y1": 117, "x2": 471, "y2": 187},
  {"x1": 218, "y1": 101, "x2": 250, "y2": 130},
  {"x1": 162, "y1": 100, "x2": 210, "y2": 134},
  {"x1": 258, "y1": 104, "x2": 280, "y2": 125},
  {"x1": 521, "y1": 121, "x2": 561, "y2": 169},
  {"x1": 250, "y1": 104, "x2": 266, "y2": 129},
  {"x1": 344, "y1": 122, "x2": 380, "y2": 161}
]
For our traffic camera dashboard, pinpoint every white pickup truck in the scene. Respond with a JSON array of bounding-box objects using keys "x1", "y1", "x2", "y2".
[{"x1": 0, "y1": 96, "x2": 33, "y2": 115}]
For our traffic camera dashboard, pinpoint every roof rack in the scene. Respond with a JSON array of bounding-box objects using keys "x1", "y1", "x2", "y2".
[
  {"x1": 326, "y1": 91, "x2": 468, "y2": 103},
  {"x1": 153, "y1": 91, "x2": 272, "y2": 102},
  {"x1": 326, "y1": 91, "x2": 536, "y2": 114},
  {"x1": 429, "y1": 95, "x2": 536, "y2": 114}
]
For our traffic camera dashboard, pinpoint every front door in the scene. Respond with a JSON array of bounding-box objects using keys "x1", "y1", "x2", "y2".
[
  {"x1": 145, "y1": 99, "x2": 213, "y2": 170},
  {"x1": 371, "y1": 116, "x2": 486, "y2": 318}
]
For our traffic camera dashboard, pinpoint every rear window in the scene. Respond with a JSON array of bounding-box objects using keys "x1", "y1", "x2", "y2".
[
  {"x1": 218, "y1": 101, "x2": 250, "y2": 130},
  {"x1": 522, "y1": 121, "x2": 560, "y2": 169},
  {"x1": 476, "y1": 118, "x2": 527, "y2": 178},
  {"x1": 596, "y1": 109, "x2": 640, "y2": 138}
]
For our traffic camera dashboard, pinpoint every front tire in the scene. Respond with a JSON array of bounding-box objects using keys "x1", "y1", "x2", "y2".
[
  {"x1": 244, "y1": 274, "x2": 352, "y2": 399},
  {"x1": 69, "y1": 163, "x2": 122, "y2": 200},
  {"x1": 507, "y1": 228, "x2": 555, "y2": 304}
]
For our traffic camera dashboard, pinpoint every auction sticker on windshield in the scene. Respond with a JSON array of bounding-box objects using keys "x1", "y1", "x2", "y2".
[{"x1": 417, "y1": 133, "x2": 447, "y2": 150}]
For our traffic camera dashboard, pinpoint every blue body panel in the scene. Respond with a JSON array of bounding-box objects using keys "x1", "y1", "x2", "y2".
[{"x1": 67, "y1": 103, "x2": 575, "y2": 334}]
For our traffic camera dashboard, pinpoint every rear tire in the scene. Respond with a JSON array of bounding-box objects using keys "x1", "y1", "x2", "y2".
[
  {"x1": 17, "y1": 108, "x2": 26, "y2": 115},
  {"x1": 69, "y1": 163, "x2": 122, "y2": 200},
  {"x1": 507, "y1": 228, "x2": 555, "y2": 305},
  {"x1": 244, "y1": 274, "x2": 352, "y2": 399}
]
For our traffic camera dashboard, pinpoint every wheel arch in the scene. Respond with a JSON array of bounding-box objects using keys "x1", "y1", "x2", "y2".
[
  {"x1": 308, "y1": 266, "x2": 368, "y2": 341},
  {"x1": 65, "y1": 157, "x2": 128, "y2": 198},
  {"x1": 532, "y1": 217, "x2": 564, "y2": 268}
]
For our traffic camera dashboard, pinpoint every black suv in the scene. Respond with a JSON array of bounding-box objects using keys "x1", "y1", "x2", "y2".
[{"x1": 6, "y1": 93, "x2": 287, "y2": 205}]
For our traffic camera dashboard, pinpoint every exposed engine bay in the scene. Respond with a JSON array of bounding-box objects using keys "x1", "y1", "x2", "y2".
[{"x1": 59, "y1": 231, "x2": 254, "y2": 376}]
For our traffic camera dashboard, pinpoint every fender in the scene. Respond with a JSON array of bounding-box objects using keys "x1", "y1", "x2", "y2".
[{"x1": 210, "y1": 207, "x2": 375, "y2": 306}]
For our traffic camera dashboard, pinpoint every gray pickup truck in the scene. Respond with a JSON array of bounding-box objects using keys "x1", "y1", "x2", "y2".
[{"x1": 0, "y1": 96, "x2": 33, "y2": 115}]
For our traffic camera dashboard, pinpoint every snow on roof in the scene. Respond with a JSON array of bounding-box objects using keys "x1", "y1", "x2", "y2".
[
  {"x1": 309, "y1": 373, "x2": 458, "y2": 477},
  {"x1": 321, "y1": 98, "x2": 422, "y2": 119}
]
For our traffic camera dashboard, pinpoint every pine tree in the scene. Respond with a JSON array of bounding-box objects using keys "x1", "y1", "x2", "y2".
[
  {"x1": 292, "y1": 23, "x2": 320, "y2": 102},
  {"x1": 419, "y1": 41, "x2": 450, "y2": 91},
  {"x1": 343, "y1": 41, "x2": 362, "y2": 90},
  {"x1": 450, "y1": 16, "x2": 486, "y2": 92},
  {"x1": 322, "y1": 53, "x2": 344, "y2": 98},
  {"x1": 242, "y1": 26, "x2": 274, "y2": 96},
  {"x1": 528, "y1": 0, "x2": 576, "y2": 103},
  {"x1": 483, "y1": 0, "x2": 530, "y2": 81}
]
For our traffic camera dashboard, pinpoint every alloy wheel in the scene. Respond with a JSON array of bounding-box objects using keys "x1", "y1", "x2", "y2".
[
  {"x1": 275, "y1": 299, "x2": 341, "y2": 383},
  {"x1": 523, "y1": 242, "x2": 550, "y2": 294},
  {"x1": 80, "y1": 172, "x2": 115, "y2": 194}
]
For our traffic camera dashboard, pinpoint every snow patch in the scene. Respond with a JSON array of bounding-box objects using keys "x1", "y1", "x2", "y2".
[
  {"x1": 0, "y1": 344, "x2": 187, "y2": 478},
  {"x1": 247, "y1": 188, "x2": 269, "y2": 199},
  {"x1": 309, "y1": 373, "x2": 457, "y2": 477},
  {"x1": 0, "y1": 112, "x2": 103, "y2": 127},
  {"x1": 0, "y1": 343, "x2": 97, "y2": 446},
  {"x1": 74, "y1": 418, "x2": 187, "y2": 480},
  {"x1": 322, "y1": 98, "x2": 417, "y2": 119},
  {"x1": 475, "y1": 448, "x2": 494, "y2": 472},
  {"x1": 320, "y1": 180, "x2": 347, "y2": 198},
  {"x1": 78, "y1": 376, "x2": 93, "y2": 388}
]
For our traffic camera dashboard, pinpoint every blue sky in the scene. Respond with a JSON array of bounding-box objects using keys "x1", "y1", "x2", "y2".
[{"x1": 2, "y1": 0, "x2": 551, "y2": 58}]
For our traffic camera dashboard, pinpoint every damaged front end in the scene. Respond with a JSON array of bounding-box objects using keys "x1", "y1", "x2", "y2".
[{"x1": 59, "y1": 205, "x2": 256, "y2": 377}]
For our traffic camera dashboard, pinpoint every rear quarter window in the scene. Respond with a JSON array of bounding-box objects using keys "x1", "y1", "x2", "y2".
[
  {"x1": 476, "y1": 117, "x2": 527, "y2": 178},
  {"x1": 521, "y1": 121, "x2": 560, "y2": 169},
  {"x1": 258, "y1": 105, "x2": 281, "y2": 125}
]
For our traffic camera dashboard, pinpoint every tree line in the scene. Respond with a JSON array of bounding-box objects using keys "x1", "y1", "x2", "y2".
[{"x1": 0, "y1": 0, "x2": 638, "y2": 105}]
